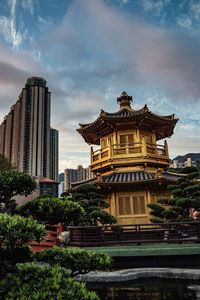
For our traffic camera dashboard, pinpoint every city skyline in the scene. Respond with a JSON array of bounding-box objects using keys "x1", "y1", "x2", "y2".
[{"x1": 0, "y1": 0, "x2": 200, "y2": 172}]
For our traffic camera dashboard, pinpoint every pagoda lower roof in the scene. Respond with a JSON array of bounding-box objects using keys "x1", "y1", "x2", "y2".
[
  {"x1": 70, "y1": 171, "x2": 184, "y2": 189},
  {"x1": 77, "y1": 105, "x2": 178, "y2": 144}
]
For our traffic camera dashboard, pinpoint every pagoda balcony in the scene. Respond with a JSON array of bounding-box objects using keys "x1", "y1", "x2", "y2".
[{"x1": 90, "y1": 139, "x2": 169, "y2": 172}]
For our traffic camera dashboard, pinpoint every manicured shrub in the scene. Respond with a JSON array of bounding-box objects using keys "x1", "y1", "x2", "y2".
[
  {"x1": 72, "y1": 184, "x2": 117, "y2": 225},
  {"x1": 16, "y1": 196, "x2": 85, "y2": 225},
  {"x1": 147, "y1": 171, "x2": 200, "y2": 223},
  {"x1": 37, "y1": 246, "x2": 112, "y2": 276},
  {"x1": 0, "y1": 213, "x2": 46, "y2": 278},
  {"x1": 0, "y1": 263, "x2": 99, "y2": 300}
]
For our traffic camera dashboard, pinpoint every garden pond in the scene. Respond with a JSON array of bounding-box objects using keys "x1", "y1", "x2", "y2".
[{"x1": 87, "y1": 278, "x2": 200, "y2": 300}]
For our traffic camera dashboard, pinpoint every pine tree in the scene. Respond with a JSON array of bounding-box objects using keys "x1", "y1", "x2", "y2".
[
  {"x1": 72, "y1": 184, "x2": 117, "y2": 225},
  {"x1": 147, "y1": 170, "x2": 200, "y2": 223}
]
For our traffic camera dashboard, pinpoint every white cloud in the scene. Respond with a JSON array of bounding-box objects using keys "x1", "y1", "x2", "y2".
[
  {"x1": 176, "y1": 15, "x2": 192, "y2": 30},
  {"x1": 190, "y1": 1, "x2": 200, "y2": 20},
  {"x1": 21, "y1": 0, "x2": 34, "y2": 15},
  {"x1": 140, "y1": 0, "x2": 167, "y2": 16},
  {"x1": 0, "y1": 16, "x2": 11, "y2": 43},
  {"x1": 10, "y1": 0, "x2": 23, "y2": 48}
]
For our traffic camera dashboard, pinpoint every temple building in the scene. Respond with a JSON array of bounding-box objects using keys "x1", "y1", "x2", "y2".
[{"x1": 74, "y1": 92, "x2": 182, "y2": 225}]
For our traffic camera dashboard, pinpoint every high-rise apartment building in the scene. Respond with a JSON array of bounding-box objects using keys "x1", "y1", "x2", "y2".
[
  {"x1": 0, "y1": 77, "x2": 58, "y2": 179},
  {"x1": 50, "y1": 128, "x2": 59, "y2": 182},
  {"x1": 64, "y1": 165, "x2": 94, "y2": 190}
]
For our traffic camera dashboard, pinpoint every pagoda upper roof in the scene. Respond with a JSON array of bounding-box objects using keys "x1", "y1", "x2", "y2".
[
  {"x1": 77, "y1": 92, "x2": 178, "y2": 145},
  {"x1": 70, "y1": 171, "x2": 184, "y2": 189}
]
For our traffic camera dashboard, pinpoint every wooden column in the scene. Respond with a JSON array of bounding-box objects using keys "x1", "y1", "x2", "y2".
[
  {"x1": 90, "y1": 146, "x2": 93, "y2": 164},
  {"x1": 142, "y1": 137, "x2": 147, "y2": 156},
  {"x1": 164, "y1": 140, "x2": 169, "y2": 157}
]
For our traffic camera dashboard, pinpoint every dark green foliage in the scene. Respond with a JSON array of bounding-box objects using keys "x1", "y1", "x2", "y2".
[
  {"x1": 0, "y1": 169, "x2": 36, "y2": 214},
  {"x1": 186, "y1": 172, "x2": 199, "y2": 179},
  {"x1": 148, "y1": 203, "x2": 166, "y2": 219},
  {"x1": 16, "y1": 196, "x2": 85, "y2": 225},
  {"x1": 147, "y1": 171, "x2": 200, "y2": 223},
  {"x1": 37, "y1": 246, "x2": 112, "y2": 276},
  {"x1": 180, "y1": 167, "x2": 199, "y2": 174},
  {"x1": 0, "y1": 213, "x2": 46, "y2": 279},
  {"x1": 168, "y1": 166, "x2": 199, "y2": 174},
  {"x1": 36, "y1": 193, "x2": 54, "y2": 199},
  {"x1": 0, "y1": 263, "x2": 99, "y2": 300},
  {"x1": 0, "y1": 154, "x2": 15, "y2": 170},
  {"x1": 72, "y1": 184, "x2": 117, "y2": 225},
  {"x1": 60, "y1": 191, "x2": 69, "y2": 199},
  {"x1": 149, "y1": 218, "x2": 164, "y2": 223},
  {"x1": 0, "y1": 213, "x2": 45, "y2": 249}
]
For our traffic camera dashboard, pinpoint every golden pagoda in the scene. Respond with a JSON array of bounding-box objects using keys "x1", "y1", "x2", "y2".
[{"x1": 75, "y1": 92, "x2": 181, "y2": 225}]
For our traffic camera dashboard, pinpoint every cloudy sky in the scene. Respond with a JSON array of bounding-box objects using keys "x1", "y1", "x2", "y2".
[{"x1": 0, "y1": 0, "x2": 200, "y2": 172}]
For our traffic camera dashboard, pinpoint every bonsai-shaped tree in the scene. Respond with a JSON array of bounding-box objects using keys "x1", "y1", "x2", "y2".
[
  {"x1": 72, "y1": 184, "x2": 117, "y2": 225},
  {"x1": 36, "y1": 246, "x2": 112, "y2": 277},
  {"x1": 0, "y1": 169, "x2": 36, "y2": 214},
  {"x1": 147, "y1": 171, "x2": 200, "y2": 223},
  {"x1": 16, "y1": 195, "x2": 86, "y2": 225}
]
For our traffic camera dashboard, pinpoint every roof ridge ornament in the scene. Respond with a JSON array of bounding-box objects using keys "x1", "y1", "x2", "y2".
[
  {"x1": 100, "y1": 109, "x2": 106, "y2": 117},
  {"x1": 117, "y1": 91, "x2": 132, "y2": 109},
  {"x1": 143, "y1": 104, "x2": 149, "y2": 113}
]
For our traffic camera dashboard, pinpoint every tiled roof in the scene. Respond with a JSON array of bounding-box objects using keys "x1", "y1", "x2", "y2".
[
  {"x1": 104, "y1": 108, "x2": 174, "y2": 120},
  {"x1": 39, "y1": 178, "x2": 59, "y2": 184},
  {"x1": 102, "y1": 171, "x2": 155, "y2": 182},
  {"x1": 70, "y1": 171, "x2": 184, "y2": 189},
  {"x1": 104, "y1": 108, "x2": 144, "y2": 118},
  {"x1": 70, "y1": 177, "x2": 96, "y2": 188},
  {"x1": 162, "y1": 172, "x2": 185, "y2": 181}
]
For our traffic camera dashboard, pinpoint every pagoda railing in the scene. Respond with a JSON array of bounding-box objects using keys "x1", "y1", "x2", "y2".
[
  {"x1": 68, "y1": 222, "x2": 200, "y2": 247},
  {"x1": 91, "y1": 140, "x2": 168, "y2": 165}
]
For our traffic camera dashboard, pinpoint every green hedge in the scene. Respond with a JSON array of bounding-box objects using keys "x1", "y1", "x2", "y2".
[
  {"x1": 0, "y1": 263, "x2": 99, "y2": 300},
  {"x1": 37, "y1": 246, "x2": 112, "y2": 276}
]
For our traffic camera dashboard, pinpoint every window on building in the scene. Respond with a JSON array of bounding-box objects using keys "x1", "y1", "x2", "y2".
[
  {"x1": 117, "y1": 194, "x2": 146, "y2": 216},
  {"x1": 118, "y1": 196, "x2": 131, "y2": 215},
  {"x1": 119, "y1": 134, "x2": 134, "y2": 146},
  {"x1": 133, "y1": 196, "x2": 145, "y2": 214},
  {"x1": 101, "y1": 138, "x2": 107, "y2": 148},
  {"x1": 142, "y1": 135, "x2": 152, "y2": 144}
]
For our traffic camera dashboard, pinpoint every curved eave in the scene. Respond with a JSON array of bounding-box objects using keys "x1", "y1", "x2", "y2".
[
  {"x1": 70, "y1": 171, "x2": 183, "y2": 190},
  {"x1": 77, "y1": 108, "x2": 178, "y2": 144}
]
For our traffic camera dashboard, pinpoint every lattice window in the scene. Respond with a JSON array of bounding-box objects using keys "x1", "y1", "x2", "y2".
[
  {"x1": 132, "y1": 196, "x2": 146, "y2": 214},
  {"x1": 119, "y1": 134, "x2": 134, "y2": 146},
  {"x1": 142, "y1": 135, "x2": 152, "y2": 144},
  {"x1": 118, "y1": 196, "x2": 131, "y2": 215}
]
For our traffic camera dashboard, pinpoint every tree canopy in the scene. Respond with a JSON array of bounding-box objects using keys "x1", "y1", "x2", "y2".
[
  {"x1": 0, "y1": 263, "x2": 99, "y2": 300},
  {"x1": 16, "y1": 196, "x2": 86, "y2": 225},
  {"x1": 37, "y1": 246, "x2": 112, "y2": 277},
  {"x1": 147, "y1": 171, "x2": 200, "y2": 223},
  {"x1": 0, "y1": 169, "x2": 36, "y2": 214},
  {"x1": 0, "y1": 213, "x2": 46, "y2": 279},
  {"x1": 72, "y1": 184, "x2": 117, "y2": 225}
]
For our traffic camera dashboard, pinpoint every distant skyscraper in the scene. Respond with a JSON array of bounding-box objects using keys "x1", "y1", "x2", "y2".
[
  {"x1": 64, "y1": 165, "x2": 94, "y2": 190},
  {"x1": 50, "y1": 128, "x2": 59, "y2": 182},
  {"x1": 0, "y1": 77, "x2": 58, "y2": 179},
  {"x1": 59, "y1": 172, "x2": 64, "y2": 183}
]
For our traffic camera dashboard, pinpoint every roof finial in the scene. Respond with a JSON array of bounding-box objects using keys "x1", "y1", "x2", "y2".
[{"x1": 117, "y1": 91, "x2": 132, "y2": 109}]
